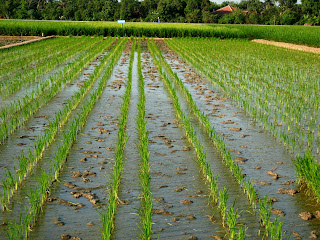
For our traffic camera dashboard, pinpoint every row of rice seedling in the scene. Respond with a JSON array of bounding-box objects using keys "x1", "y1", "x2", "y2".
[
  {"x1": 165, "y1": 38, "x2": 320, "y2": 200},
  {"x1": 0, "y1": 20, "x2": 246, "y2": 39},
  {"x1": 0, "y1": 37, "x2": 68, "y2": 77},
  {"x1": 0, "y1": 37, "x2": 98, "y2": 98},
  {"x1": 0, "y1": 37, "x2": 113, "y2": 145},
  {"x1": 0, "y1": 37, "x2": 61, "y2": 64},
  {"x1": 0, "y1": 37, "x2": 109, "y2": 121},
  {"x1": 136, "y1": 39, "x2": 152, "y2": 240},
  {"x1": 166, "y1": 38, "x2": 319, "y2": 156},
  {"x1": 0, "y1": 38, "x2": 126, "y2": 210},
  {"x1": 0, "y1": 37, "x2": 77, "y2": 80},
  {"x1": 4, "y1": 38, "x2": 127, "y2": 240},
  {"x1": 100, "y1": 39, "x2": 133, "y2": 240},
  {"x1": 151, "y1": 39, "x2": 284, "y2": 239},
  {"x1": 148, "y1": 39, "x2": 246, "y2": 239},
  {"x1": 0, "y1": 37, "x2": 92, "y2": 96}
]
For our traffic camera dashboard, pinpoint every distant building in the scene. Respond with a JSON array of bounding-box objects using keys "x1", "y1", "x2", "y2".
[{"x1": 213, "y1": 5, "x2": 248, "y2": 16}]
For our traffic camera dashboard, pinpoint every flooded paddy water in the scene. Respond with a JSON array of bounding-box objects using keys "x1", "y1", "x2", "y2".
[
  {"x1": 155, "y1": 39, "x2": 320, "y2": 239},
  {"x1": 0, "y1": 37, "x2": 319, "y2": 239}
]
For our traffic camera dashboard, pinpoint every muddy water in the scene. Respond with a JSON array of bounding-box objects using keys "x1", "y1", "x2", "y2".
[
  {"x1": 168, "y1": 74, "x2": 262, "y2": 237},
  {"x1": 0, "y1": 37, "x2": 101, "y2": 105},
  {"x1": 0, "y1": 42, "x2": 125, "y2": 238},
  {"x1": 157, "y1": 39, "x2": 320, "y2": 239},
  {"x1": 10, "y1": 44, "x2": 132, "y2": 240},
  {"x1": 141, "y1": 42, "x2": 225, "y2": 240},
  {"x1": 0, "y1": 37, "x2": 75, "y2": 81},
  {"x1": 151, "y1": 42, "x2": 262, "y2": 238},
  {"x1": 113, "y1": 52, "x2": 141, "y2": 239},
  {"x1": 0, "y1": 43, "x2": 108, "y2": 184},
  {"x1": 2, "y1": 38, "x2": 319, "y2": 239}
]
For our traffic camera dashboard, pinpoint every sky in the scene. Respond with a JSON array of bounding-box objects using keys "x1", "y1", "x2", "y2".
[{"x1": 211, "y1": 0, "x2": 301, "y2": 5}]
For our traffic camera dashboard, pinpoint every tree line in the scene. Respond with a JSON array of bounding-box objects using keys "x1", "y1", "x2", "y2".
[{"x1": 0, "y1": 0, "x2": 319, "y2": 25}]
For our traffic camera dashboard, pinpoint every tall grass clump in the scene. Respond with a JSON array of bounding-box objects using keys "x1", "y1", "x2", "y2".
[{"x1": 294, "y1": 150, "x2": 320, "y2": 199}]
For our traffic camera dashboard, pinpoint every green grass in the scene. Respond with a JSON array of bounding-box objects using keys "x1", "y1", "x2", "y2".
[
  {"x1": 1, "y1": 20, "x2": 320, "y2": 46},
  {"x1": 0, "y1": 20, "x2": 245, "y2": 38},
  {"x1": 215, "y1": 24, "x2": 320, "y2": 47}
]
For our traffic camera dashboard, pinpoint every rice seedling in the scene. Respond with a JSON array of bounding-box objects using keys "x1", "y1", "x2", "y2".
[
  {"x1": 101, "y1": 39, "x2": 133, "y2": 240},
  {"x1": 225, "y1": 202, "x2": 239, "y2": 239},
  {"x1": 0, "y1": 37, "x2": 78, "y2": 81},
  {"x1": 148, "y1": 38, "x2": 244, "y2": 239},
  {"x1": 165, "y1": 37, "x2": 320, "y2": 202},
  {"x1": 0, "y1": 37, "x2": 114, "y2": 144},
  {"x1": 0, "y1": 37, "x2": 97, "y2": 98},
  {"x1": 151, "y1": 38, "x2": 285, "y2": 238},
  {"x1": 293, "y1": 150, "x2": 320, "y2": 200},
  {"x1": 218, "y1": 187, "x2": 229, "y2": 224},
  {"x1": 4, "y1": 37, "x2": 127, "y2": 240},
  {"x1": 0, "y1": 20, "x2": 246, "y2": 39},
  {"x1": 0, "y1": 38, "x2": 125, "y2": 210},
  {"x1": 258, "y1": 196, "x2": 271, "y2": 229},
  {"x1": 136, "y1": 38, "x2": 152, "y2": 240}
]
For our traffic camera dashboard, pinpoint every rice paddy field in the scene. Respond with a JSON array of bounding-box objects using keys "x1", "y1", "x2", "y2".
[
  {"x1": 0, "y1": 32, "x2": 320, "y2": 240},
  {"x1": 1, "y1": 20, "x2": 320, "y2": 47}
]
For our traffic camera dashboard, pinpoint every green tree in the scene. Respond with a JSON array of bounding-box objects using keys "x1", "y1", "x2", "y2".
[
  {"x1": 60, "y1": 0, "x2": 76, "y2": 20},
  {"x1": 15, "y1": 0, "x2": 28, "y2": 19},
  {"x1": 278, "y1": 0, "x2": 297, "y2": 9},
  {"x1": 239, "y1": 0, "x2": 264, "y2": 13},
  {"x1": 202, "y1": 10, "x2": 214, "y2": 23},
  {"x1": 259, "y1": 5, "x2": 280, "y2": 24},
  {"x1": 233, "y1": 9, "x2": 245, "y2": 23},
  {"x1": 280, "y1": 8, "x2": 299, "y2": 24},
  {"x1": 42, "y1": 1, "x2": 62, "y2": 20},
  {"x1": 157, "y1": 0, "x2": 186, "y2": 22},
  {"x1": 120, "y1": 0, "x2": 140, "y2": 20},
  {"x1": 185, "y1": 0, "x2": 202, "y2": 22},
  {"x1": 101, "y1": 0, "x2": 118, "y2": 21},
  {"x1": 141, "y1": 0, "x2": 157, "y2": 18},
  {"x1": 0, "y1": 0, "x2": 18, "y2": 18},
  {"x1": 301, "y1": 0, "x2": 320, "y2": 16}
]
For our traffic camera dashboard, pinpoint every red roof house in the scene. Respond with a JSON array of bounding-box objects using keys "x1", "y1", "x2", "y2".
[{"x1": 213, "y1": 5, "x2": 248, "y2": 16}]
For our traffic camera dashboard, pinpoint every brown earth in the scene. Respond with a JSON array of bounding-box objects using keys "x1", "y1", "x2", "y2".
[{"x1": 252, "y1": 39, "x2": 320, "y2": 54}]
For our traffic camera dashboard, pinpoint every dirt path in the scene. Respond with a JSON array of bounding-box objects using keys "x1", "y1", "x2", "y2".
[
  {"x1": 0, "y1": 36, "x2": 54, "y2": 49},
  {"x1": 252, "y1": 39, "x2": 320, "y2": 54}
]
